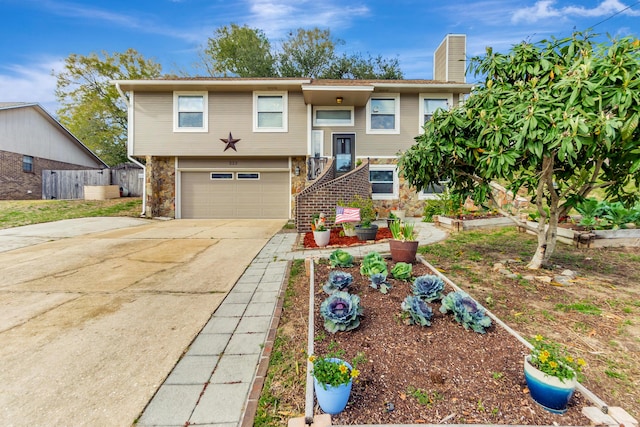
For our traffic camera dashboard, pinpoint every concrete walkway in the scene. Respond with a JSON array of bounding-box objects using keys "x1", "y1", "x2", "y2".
[{"x1": 137, "y1": 219, "x2": 447, "y2": 427}]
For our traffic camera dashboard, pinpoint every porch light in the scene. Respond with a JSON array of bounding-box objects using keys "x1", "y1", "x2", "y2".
[{"x1": 336, "y1": 97, "x2": 343, "y2": 104}]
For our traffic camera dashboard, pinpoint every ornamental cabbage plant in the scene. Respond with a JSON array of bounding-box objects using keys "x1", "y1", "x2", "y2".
[
  {"x1": 369, "y1": 272, "x2": 391, "y2": 294},
  {"x1": 439, "y1": 291, "x2": 492, "y2": 333},
  {"x1": 360, "y1": 251, "x2": 388, "y2": 277},
  {"x1": 401, "y1": 295, "x2": 433, "y2": 326},
  {"x1": 391, "y1": 262, "x2": 412, "y2": 280},
  {"x1": 323, "y1": 270, "x2": 353, "y2": 294},
  {"x1": 320, "y1": 291, "x2": 363, "y2": 333},
  {"x1": 412, "y1": 275, "x2": 445, "y2": 302},
  {"x1": 329, "y1": 249, "x2": 354, "y2": 267}
]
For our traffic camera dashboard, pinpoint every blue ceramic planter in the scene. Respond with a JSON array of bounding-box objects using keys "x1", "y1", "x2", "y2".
[
  {"x1": 313, "y1": 358, "x2": 353, "y2": 415},
  {"x1": 524, "y1": 355, "x2": 577, "y2": 414}
]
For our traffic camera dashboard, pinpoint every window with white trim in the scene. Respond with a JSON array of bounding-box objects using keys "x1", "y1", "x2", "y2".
[
  {"x1": 210, "y1": 172, "x2": 233, "y2": 180},
  {"x1": 418, "y1": 93, "x2": 453, "y2": 133},
  {"x1": 369, "y1": 165, "x2": 399, "y2": 200},
  {"x1": 366, "y1": 93, "x2": 400, "y2": 134},
  {"x1": 313, "y1": 106, "x2": 354, "y2": 126},
  {"x1": 253, "y1": 91, "x2": 288, "y2": 132},
  {"x1": 237, "y1": 172, "x2": 260, "y2": 180},
  {"x1": 174, "y1": 92, "x2": 208, "y2": 132}
]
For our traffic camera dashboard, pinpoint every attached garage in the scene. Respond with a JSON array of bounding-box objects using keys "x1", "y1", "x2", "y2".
[{"x1": 178, "y1": 158, "x2": 290, "y2": 219}]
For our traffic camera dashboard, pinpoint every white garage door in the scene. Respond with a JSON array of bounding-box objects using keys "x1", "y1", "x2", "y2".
[{"x1": 180, "y1": 171, "x2": 289, "y2": 219}]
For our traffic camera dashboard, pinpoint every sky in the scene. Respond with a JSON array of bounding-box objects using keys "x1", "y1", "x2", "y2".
[{"x1": 1, "y1": 0, "x2": 639, "y2": 115}]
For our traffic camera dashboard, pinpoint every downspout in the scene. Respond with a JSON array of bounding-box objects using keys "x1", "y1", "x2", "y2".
[{"x1": 115, "y1": 82, "x2": 146, "y2": 217}]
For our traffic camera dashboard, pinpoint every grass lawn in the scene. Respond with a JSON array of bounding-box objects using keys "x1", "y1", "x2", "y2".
[{"x1": 0, "y1": 198, "x2": 143, "y2": 229}]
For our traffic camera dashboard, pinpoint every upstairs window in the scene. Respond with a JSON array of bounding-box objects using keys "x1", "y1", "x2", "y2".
[
  {"x1": 254, "y1": 91, "x2": 288, "y2": 132},
  {"x1": 419, "y1": 94, "x2": 452, "y2": 133},
  {"x1": 366, "y1": 94, "x2": 400, "y2": 134},
  {"x1": 23, "y1": 155, "x2": 33, "y2": 173},
  {"x1": 174, "y1": 92, "x2": 208, "y2": 132}
]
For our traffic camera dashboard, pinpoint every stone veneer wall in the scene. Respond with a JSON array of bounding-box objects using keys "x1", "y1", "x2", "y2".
[
  {"x1": 290, "y1": 156, "x2": 307, "y2": 218},
  {"x1": 370, "y1": 158, "x2": 424, "y2": 218},
  {"x1": 0, "y1": 150, "x2": 100, "y2": 200},
  {"x1": 145, "y1": 156, "x2": 175, "y2": 218},
  {"x1": 295, "y1": 159, "x2": 371, "y2": 233}
]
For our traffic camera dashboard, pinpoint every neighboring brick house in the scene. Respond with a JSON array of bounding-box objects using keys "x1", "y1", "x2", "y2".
[
  {"x1": 0, "y1": 103, "x2": 107, "y2": 199},
  {"x1": 113, "y1": 34, "x2": 472, "y2": 226}
]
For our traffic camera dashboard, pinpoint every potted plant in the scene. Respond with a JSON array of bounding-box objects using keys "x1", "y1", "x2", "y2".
[
  {"x1": 524, "y1": 335, "x2": 586, "y2": 414},
  {"x1": 386, "y1": 211, "x2": 399, "y2": 228},
  {"x1": 308, "y1": 351, "x2": 363, "y2": 414},
  {"x1": 349, "y1": 195, "x2": 378, "y2": 241},
  {"x1": 312, "y1": 213, "x2": 331, "y2": 247},
  {"x1": 389, "y1": 220, "x2": 418, "y2": 262}
]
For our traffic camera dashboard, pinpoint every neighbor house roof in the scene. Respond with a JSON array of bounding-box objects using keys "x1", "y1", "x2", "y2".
[{"x1": 0, "y1": 102, "x2": 108, "y2": 167}]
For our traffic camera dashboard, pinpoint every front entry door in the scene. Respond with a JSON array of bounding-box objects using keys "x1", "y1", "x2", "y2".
[{"x1": 333, "y1": 133, "x2": 355, "y2": 176}]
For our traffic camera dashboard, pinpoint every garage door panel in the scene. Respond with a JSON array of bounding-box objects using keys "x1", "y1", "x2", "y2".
[{"x1": 181, "y1": 171, "x2": 288, "y2": 219}]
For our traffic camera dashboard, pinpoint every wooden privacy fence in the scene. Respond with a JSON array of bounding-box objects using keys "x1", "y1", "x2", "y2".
[{"x1": 42, "y1": 164, "x2": 144, "y2": 200}]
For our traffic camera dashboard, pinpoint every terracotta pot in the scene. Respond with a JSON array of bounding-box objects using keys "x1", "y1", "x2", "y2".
[{"x1": 389, "y1": 239, "x2": 419, "y2": 263}]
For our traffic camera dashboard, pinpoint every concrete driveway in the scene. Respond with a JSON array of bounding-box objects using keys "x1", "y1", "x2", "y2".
[{"x1": 0, "y1": 217, "x2": 285, "y2": 426}]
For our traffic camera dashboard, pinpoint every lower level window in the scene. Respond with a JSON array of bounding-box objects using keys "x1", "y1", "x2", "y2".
[
  {"x1": 23, "y1": 155, "x2": 33, "y2": 173},
  {"x1": 419, "y1": 180, "x2": 449, "y2": 200},
  {"x1": 237, "y1": 172, "x2": 260, "y2": 180},
  {"x1": 369, "y1": 166, "x2": 398, "y2": 199},
  {"x1": 210, "y1": 172, "x2": 233, "y2": 180}
]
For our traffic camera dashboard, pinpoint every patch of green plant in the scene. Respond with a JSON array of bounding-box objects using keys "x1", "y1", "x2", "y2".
[
  {"x1": 0, "y1": 199, "x2": 143, "y2": 229},
  {"x1": 554, "y1": 301, "x2": 602, "y2": 316},
  {"x1": 572, "y1": 321, "x2": 591, "y2": 333},
  {"x1": 406, "y1": 386, "x2": 443, "y2": 407},
  {"x1": 491, "y1": 371, "x2": 504, "y2": 380},
  {"x1": 541, "y1": 310, "x2": 555, "y2": 321}
]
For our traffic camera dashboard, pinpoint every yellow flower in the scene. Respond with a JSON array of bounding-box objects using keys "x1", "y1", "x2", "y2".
[
  {"x1": 351, "y1": 368, "x2": 360, "y2": 378},
  {"x1": 339, "y1": 364, "x2": 348, "y2": 374},
  {"x1": 577, "y1": 358, "x2": 586, "y2": 366},
  {"x1": 534, "y1": 334, "x2": 543, "y2": 342},
  {"x1": 565, "y1": 356, "x2": 574, "y2": 363},
  {"x1": 539, "y1": 350, "x2": 550, "y2": 363},
  {"x1": 308, "y1": 355, "x2": 316, "y2": 363},
  {"x1": 549, "y1": 361, "x2": 558, "y2": 369}
]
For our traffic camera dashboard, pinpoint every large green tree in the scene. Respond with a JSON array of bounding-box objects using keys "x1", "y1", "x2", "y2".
[
  {"x1": 55, "y1": 49, "x2": 162, "y2": 166},
  {"x1": 399, "y1": 32, "x2": 640, "y2": 269},
  {"x1": 201, "y1": 25, "x2": 403, "y2": 79},
  {"x1": 202, "y1": 24, "x2": 276, "y2": 77}
]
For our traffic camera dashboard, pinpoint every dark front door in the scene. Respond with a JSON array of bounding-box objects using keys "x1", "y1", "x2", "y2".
[{"x1": 333, "y1": 133, "x2": 355, "y2": 176}]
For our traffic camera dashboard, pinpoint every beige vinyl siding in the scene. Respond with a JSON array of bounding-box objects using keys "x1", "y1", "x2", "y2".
[
  {"x1": 133, "y1": 91, "x2": 307, "y2": 157},
  {"x1": 447, "y1": 35, "x2": 466, "y2": 83},
  {"x1": 316, "y1": 93, "x2": 420, "y2": 158},
  {"x1": 434, "y1": 44, "x2": 447, "y2": 82},
  {"x1": 178, "y1": 157, "x2": 288, "y2": 169},
  {"x1": 0, "y1": 107, "x2": 102, "y2": 167}
]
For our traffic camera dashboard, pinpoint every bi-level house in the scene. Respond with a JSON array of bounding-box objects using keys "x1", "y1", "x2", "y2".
[{"x1": 113, "y1": 34, "x2": 472, "y2": 230}]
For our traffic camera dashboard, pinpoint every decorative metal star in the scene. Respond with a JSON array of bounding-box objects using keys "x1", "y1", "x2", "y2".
[{"x1": 220, "y1": 132, "x2": 241, "y2": 152}]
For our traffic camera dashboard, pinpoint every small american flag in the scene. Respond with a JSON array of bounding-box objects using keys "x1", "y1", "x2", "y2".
[{"x1": 335, "y1": 206, "x2": 360, "y2": 224}]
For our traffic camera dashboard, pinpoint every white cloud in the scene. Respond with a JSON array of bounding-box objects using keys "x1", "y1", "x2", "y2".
[
  {"x1": 0, "y1": 59, "x2": 64, "y2": 115},
  {"x1": 245, "y1": 0, "x2": 370, "y2": 39},
  {"x1": 512, "y1": 0, "x2": 640, "y2": 24}
]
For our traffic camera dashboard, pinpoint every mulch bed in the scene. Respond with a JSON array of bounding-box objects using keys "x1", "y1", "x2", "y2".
[
  {"x1": 303, "y1": 227, "x2": 393, "y2": 249},
  {"x1": 311, "y1": 260, "x2": 591, "y2": 425}
]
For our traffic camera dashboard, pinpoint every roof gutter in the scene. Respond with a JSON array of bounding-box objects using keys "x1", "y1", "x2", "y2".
[{"x1": 115, "y1": 82, "x2": 146, "y2": 217}]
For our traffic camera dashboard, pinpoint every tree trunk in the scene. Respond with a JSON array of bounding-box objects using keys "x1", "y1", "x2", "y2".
[{"x1": 527, "y1": 155, "x2": 560, "y2": 270}]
